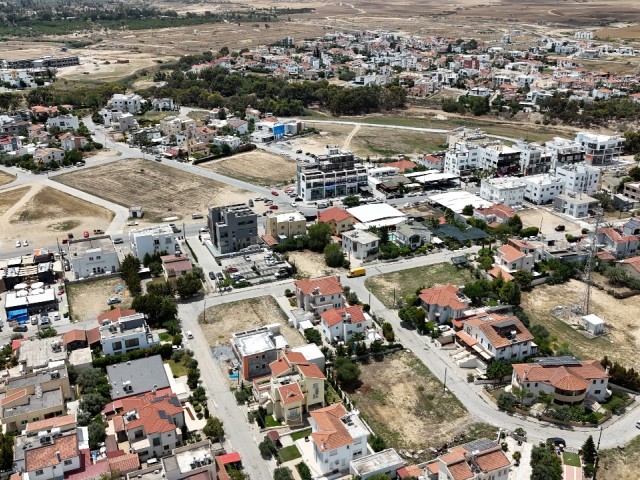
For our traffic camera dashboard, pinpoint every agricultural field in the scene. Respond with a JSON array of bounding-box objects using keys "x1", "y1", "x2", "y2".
[
  {"x1": 349, "y1": 350, "x2": 495, "y2": 458},
  {"x1": 521, "y1": 279, "x2": 640, "y2": 366},
  {"x1": 0, "y1": 171, "x2": 15, "y2": 187},
  {"x1": 365, "y1": 262, "x2": 475, "y2": 308},
  {"x1": 54, "y1": 159, "x2": 252, "y2": 223},
  {"x1": 199, "y1": 150, "x2": 298, "y2": 187},
  {"x1": 0, "y1": 185, "x2": 114, "y2": 246},
  {"x1": 67, "y1": 276, "x2": 132, "y2": 322},
  {"x1": 198, "y1": 296, "x2": 305, "y2": 348}
]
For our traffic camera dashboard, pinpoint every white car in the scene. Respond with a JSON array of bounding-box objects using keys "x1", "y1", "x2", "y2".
[
  {"x1": 126, "y1": 221, "x2": 138, "y2": 226},
  {"x1": 186, "y1": 331, "x2": 194, "y2": 339},
  {"x1": 290, "y1": 201, "x2": 297, "y2": 208},
  {"x1": 23, "y1": 239, "x2": 28, "y2": 246},
  {"x1": 15, "y1": 240, "x2": 21, "y2": 248}
]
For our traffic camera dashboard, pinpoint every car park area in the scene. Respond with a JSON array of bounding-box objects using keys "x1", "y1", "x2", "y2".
[{"x1": 218, "y1": 248, "x2": 292, "y2": 286}]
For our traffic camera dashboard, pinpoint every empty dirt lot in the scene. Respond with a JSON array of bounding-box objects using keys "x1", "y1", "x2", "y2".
[
  {"x1": 286, "y1": 250, "x2": 346, "y2": 278},
  {"x1": 199, "y1": 150, "x2": 297, "y2": 187},
  {"x1": 350, "y1": 350, "x2": 474, "y2": 458},
  {"x1": 0, "y1": 184, "x2": 114, "y2": 247},
  {"x1": 198, "y1": 295, "x2": 305, "y2": 348},
  {"x1": 522, "y1": 279, "x2": 640, "y2": 367},
  {"x1": 54, "y1": 159, "x2": 252, "y2": 223},
  {"x1": 0, "y1": 171, "x2": 15, "y2": 187},
  {"x1": 67, "y1": 276, "x2": 132, "y2": 322}
]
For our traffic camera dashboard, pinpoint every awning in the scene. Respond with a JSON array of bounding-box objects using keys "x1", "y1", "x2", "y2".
[
  {"x1": 456, "y1": 330, "x2": 477, "y2": 347},
  {"x1": 472, "y1": 344, "x2": 492, "y2": 360},
  {"x1": 358, "y1": 185, "x2": 372, "y2": 193}
]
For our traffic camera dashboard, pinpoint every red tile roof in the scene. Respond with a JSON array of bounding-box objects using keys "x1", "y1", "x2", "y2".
[
  {"x1": 474, "y1": 448, "x2": 511, "y2": 472},
  {"x1": 447, "y1": 460, "x2": 474, "y2": 480},
  {"x1": 397, "y1": 465, "x2": 423, "y2": 478},
  {"x1": 108, "y1": 452, "x2": 140, "y2": 475},
  {"x1": 11, "y1": 337, "x2": 28, "y2": 350},
  {"x1": 270, "y1": 352, "x2": 325, "y2": 379},
  {"x1": 455, "y1": 330, "x2": 477, "y2": 347},
  {"x1": 318, "y1": 207, "x2": 354, "y2": 224},
  {"x1": 217, "y1": 452, "x2": 241, "y2": 465},
  {"x1": 419, "y1": 284, "x2": 468, "y2": 311},
  {"x1": 63, "y1": 329, "x2": 87, "y2": 345},
  {"x1": 383, "y1": 160, "x2": 418, "y2": 172},
  {"x1": 25, "y1": 433, "x2": 79, "y2": 472},
  {"x1": 297, "y1": 362, "x2": 325, "y2": 379},
  {"x1": 320, "y1": 305, "x2": 366, "y2": 327},
  {"x1": 98, "y1": 308, "x2": 136, "y2": 325},
  {"x1": 310, "y1": 403, "x2": 353, "y2": 452},
  {"x1": 86, "y1": 327, "x2": 101, "y2": 346},
  {"x1": 294, "y1": 276, "x2": 343, "y2": 296},
  {"x1": 622, "y1": 255, "x2": 640, "y2": 273},
  {"x1": 513, "y1": 359, "x2": 607, "y2": 392},
  {"x1": 2, "y1": 388, "x2": 27, "y2": 407},
  {"x1": 278, "y1": 383, "x2": 304, "y2": 405},
  {"x1": 465, "y1": 313, "x2": 533, "y2": 349},
  {"x1": 498, "y1": 244, "x2": 525, "y2": 262},
  {"x1": 488, "y1": 265, "x2": 514, "y2": 282},
  {"x1": 120, "y1": 393, "x2": 183, "y2": 435},
  {"x1": 26, "y1": 414, "x2": 76, "y2": 433}
]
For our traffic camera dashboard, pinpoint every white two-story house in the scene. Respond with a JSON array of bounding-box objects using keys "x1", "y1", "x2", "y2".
[
  {"x1": 320, "y1": 305, "x2": 373, "y2": 343},
  {"x1": 419, "y1": 284, "x2": 471, "y2": 324},
  {"x1": 459, "y1": 313, "x2": 536, "y2": 362},
  {"x1": 294, "y1": 276, "x2": 344, "y2": 316},
  {"x1": 309, "y1": 403, "x2": 369, "y2": 475}
]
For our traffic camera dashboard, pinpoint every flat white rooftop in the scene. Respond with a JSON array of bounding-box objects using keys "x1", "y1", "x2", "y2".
[
  {"x1": 347, "y1": 203, "x2": 406, "y2": 224},
  {"x1": 430, "y1": 191, "x2": 492, "y2": 213}
]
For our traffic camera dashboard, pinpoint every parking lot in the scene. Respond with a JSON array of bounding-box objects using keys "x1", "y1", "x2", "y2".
[{"x1": 219, "y1": 248, "x2": 292, "y2": 286}]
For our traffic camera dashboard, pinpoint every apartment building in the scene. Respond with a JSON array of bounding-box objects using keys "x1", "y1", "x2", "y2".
[
  {"x1": 544, "y1": 137, "x2": 585, "y2": 167},
  {"x1": 129, "y1": 225, "x2": 177, "y2": 260},
  {"x1": 623, "y1": 181, "x2": 640, "y2": 201},
  {"x1": 110, "y1": 93, "x2": 143, "y2": 114},
  {"x1": 99, "y1": 312, "x2": 160, "y2": 356},
  {"x1": 265, "y1": 211, "x2": 307, "y2": 240},
  {"x1": 553, "y1": 193, "x2": 600, "y2": 218},
  {"x1": 296, "y1": 146, "x2": 368, "y2": 201},
  {"x1": 522, "y1": 174, "x2": 565, "y2": 204},
  {"x1": 341, "y1": 229, "x2": 380, "y2": 260},
  {"x1": 208, "y1": 204, "x2": 258, "y2": 254},
  {"x1": 555, "y1": 163, "x2": 600, "y2": 195},
  {"x1": 480, "y1": 177, "x2": 526, "y2": 206},
  {"x1": 443, "y1": 142, "x2": 480, "y2": 176},
  {"x1": 68, "y1": 235, "x2": 120, "y2": 279},
  {"x1": 478, "y1": 143, "x2": 521, "y2": 175},
  {"x1": 575, "y1": 132, "x2": 624, "y2": 165},
  {"x1": 231, "y1": 327, "x2": 282, "y2": 380},
  {"x1": 46, "y1": 114, "x2": 79, "y2": 131},
  {"x1": 514, "y1": 141, "x2": 552, "y2": 174}
]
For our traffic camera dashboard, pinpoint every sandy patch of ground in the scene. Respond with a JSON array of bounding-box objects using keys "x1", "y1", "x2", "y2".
[
  {"x1": 287, "y1": 127, "x2": 350, "y2": 156},
  {"x1": 0, "y1": 184, "x2": 114, "y2": 247},
  {"x1": 54, "y1": 159, "x2": 251, "y2": 223},
  {"x1": 197, "y1": 295, "x2": 304, "y2": 347},
  {"x1": 521, "y1": 279, "x2": 640, "y2": 366},
  {"x1": 517, "y1": 207, "x2": 583, "y2": 238},
  {"x1": 348, "y1": 126, "x2": 446, "y2": 158},
  {"x1": 198, "y1": 150, "x2": 297, "y2": 187},
  {"x1": 350, "y1": 350, "x2": 471, "y2": 457},
  {"x1": 66, "y1": 276, "x2": 132, "y2": 322},
  {"x1": 0, "y1": 185, "x2": 30, "y2": 213},
  {"x1": 0, "y1": 171, "x2": 16, "y2": 187},
  {"x1": 286, "y1": 250, "x2": 346, "y2": 278},
  {"x1": 599, "y1": 435, "x2": 640, "y2": 480}
]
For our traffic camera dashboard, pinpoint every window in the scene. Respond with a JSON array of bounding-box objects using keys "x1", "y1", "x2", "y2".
[
  {"x1": 125, "y1": 338, "x2": 140, "y2": 349},
  {"x1": 535, "y1": 383, "x2": 538, "y2": 387},
  {"x1": 135, "y1": 430, "x2": 144, "y2": 439},
  {"x1": 594, "y1": 390, "x2": 601, "y2": 394},
  {"x1": 112, "y1": 341, "x2": 122, "y2": 351},
  {"x1": 153, "y1": 437, "x2": 161, "y2": 447},
  {"x1": 330, "y1": 450, "x2": 337, "y2": 456},
  {"x1": 36, "y1": 470, "x2": 44, "y2": 476},
  {"x1": 601, "y1": 379, "x2": 605, "y2": 384},
  {"x1": 89, "y1": 257, "x2": 94, "y2": 261},
  {"x1": 154, "y1": 239, "x2": 160, "y2": 246},
  {"x1": 164, "y1": 445, "x2": 170, "y2": 450},
  {"x1": 64, "y1": 460, "x2": 73, "y2": 466}
]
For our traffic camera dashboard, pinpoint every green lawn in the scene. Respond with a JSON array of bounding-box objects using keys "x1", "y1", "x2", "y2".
[
  {"x1": 166, "y1": 359, "x2": 188, "y2": 377},
  {"x1": 365, "y1": 262, "x2": 475, "y2": 308},
  {"x1": 264, "y1": 415, "x2": 282, "y2": 427},
  {"x1": 324, "y1": 382, "x2": 342, "y2": 405},
  {"x1": 290, "y1": 428, "x2": 312, "y2": 441},
  {"x1": 563, "y1": 452, "x2": 582, "y2": 467},
  {"x1": 159, "y1": 332, "x2": 173, "y2": 342},
  {"x1": 278, "y1": 445, "x2": 302, "y2": 463}
]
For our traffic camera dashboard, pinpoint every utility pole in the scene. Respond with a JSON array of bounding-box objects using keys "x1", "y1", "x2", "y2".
[
  {"x1": 443, "y1": 367, "x2": 448, "y2": 393},
  {"x1": 594, "y1": 426, "x2": 603, "y2": 480}
]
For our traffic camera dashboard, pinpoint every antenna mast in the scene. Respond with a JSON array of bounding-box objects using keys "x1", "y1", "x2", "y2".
[{"x1": 583, "y1": 211, "x2": 602, "y2": 315}]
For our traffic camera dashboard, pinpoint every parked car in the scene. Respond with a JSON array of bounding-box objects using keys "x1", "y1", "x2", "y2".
[
  {"x1": 15, "y1": 240, "x2": 21, "y2": 248},
  {"x1": 226, "y1": 266, "x2": 238, "y2": 273},
  {"x1": 40, "y1": 316, "x2": 51, "y2": 326},
  {"x1": 62, "y1": 238, "x2": 69, "y2": 244},
  {"x1": 126, "y1": 221, "x2": 138, "y2": 226},
  {"x1": 555, "y1": 224, "x2": 566, "y2": 232},
  {"x1": 83, "y1": 231, "x2": 90, "y2": 238},
  {"x1": 269, "y1": 205, "x2": 279, "y2": 210},
  {"x1": 199, "y1": 227, "x2": 209, "y2": 233},
  {"x1": 296, "y1": 149, "x2": 302, "y2": 154},
  {"x1": 290, "y1": 201, "x2": 297, "y2": 208},
  {"x1": 113, "y1": 238, "x2": 124, "y2": 244},
  {"x1": 13, "y1": 325, "x2": 28, "y2": 333},
  {"x1": 107, "y1": 297, "x2": 121, "y2": 305},
  {"x1": 546, "y1": 437, "x2": 566, "y2": 447},
  {"x1": 271, "y1": 190, "x2": 279, "y2": 196},
  {"x1": 186, "y1": 331, "x2": 194, "y2": 339},
  {"x1": 244, "y1": 255, "x2": 251, "y2": 262},
  {"x1": 30, "y1": 316, "x2": 39, "y2": 325},
  {"x1": 208, "y1": 271, "x2": 215, "y2": 280},
  {"x1": 254, "y1": 197, "x2": 263, "y2": 202},
  {"x1": 93, "y1": 229, "x2": 104, "y2": 234},
  {"x1": 23, "y1": 239, "x2": 28, "y2": 246},
  {"x1": 636, "y1": 420, "x2": 640, "y2": 429},
  {"x1": 216, "y1": 272, "x2": 224, "y2": 281}
]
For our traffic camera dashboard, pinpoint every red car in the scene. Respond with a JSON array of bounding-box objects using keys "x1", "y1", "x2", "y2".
[
  {"x1": 269, "y1": 205, "x2": 279, "y2": 210},
  {"x1": 61, "y1": 238, "x2": 69, "y2": 244},
  {"x1": 271, "y1": 190, "x2": 279, "y2": 196},
  {"x1": 226, "y1": 266, "x2": 238, "y2": 273},
  {"x1": 83, "y1": 231, "x2": 90, "y2": 238}
]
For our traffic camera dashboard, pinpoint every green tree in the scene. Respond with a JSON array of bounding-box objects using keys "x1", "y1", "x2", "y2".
[
  {"x1": 304, "y1": 328, "x2": 322, "y2": 346},
  {"x1": 273, "y1": 467, "x2": 293, "y2": 480},
  {"x1": 259, "y1": 438, "x2": 277, "y2": 459},
  {"x1": 295, "y1": 462, "x2": 312, "y2": 480},
  {"x1": 120, "y1": 254, "x2": 141, "y2": 295},
  {"x1": 324, "y1": 243, "x2": 345, "y2": 267},
  {"x1": 462, "y1": 204, "x2": 474, "y2": 215},
  {"x1": 0, "y1": 432, "x2": 14, "y2": 470},
  {"x1": 333, "y1": 357, "x2": 360, "y2": 388},
  {"x1": 342, "y1": 195, "x2": 360, "y2": 208},
  {"x1": 581, "y1": 435, "x2": 597, "y2": 465},
  {"x1": 398, "y1": 306, "x2": 427, "y2": 332},
  {"x1": 512, "y1": 270, "x2": 533, "y2": 291},
  {"x1": 77, "y1": 368, "x2": 108, "y2": 392},
  {"x1": 79, "y1": 392, "x2": 109, "y2": 419},
  {"x1": 370, "y1": 434, "x2": 387, "y2": 452},
  {"x1": 486, "y1": 359, "x2": 513, "y2": 382},
  {"x1": 131, "y1": 293, "x2": 178, "y2": 327},
  {"x1": 176, "y1": 273, "x2": 203, "y2": 298},
  {"x1": 203, "y1": 417, "x2": 224, "y2": 440},
  {"x1": 38, "y1": 327, "x2": 58, "y2": 338},
  {"x1": 307, "y1": 222, "x2": 331, "y2": 252},
  {"x1": 88, "y1": 420, "x2": 106, "y2": 450},
  {"x1": 498, "y1": 281, "x2": 521, "y2": 306},
  {"x1": 507, "y1": 214, "x2": 523, "y2": 233},
  {"x1": 530, "y1": 443, "x2": 562, "y2": 480},
  {"x1": 497, "y1": 392, "x2": 517, "y2": 412}
]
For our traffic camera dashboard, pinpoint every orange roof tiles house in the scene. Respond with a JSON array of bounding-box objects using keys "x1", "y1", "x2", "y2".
[
  {"x1": 512, "y1": 357, "x2": 610, "y2": 405},
  {"x1": 294, "y1": 276, "x2": 345, "y2": 315},
  {"x1": 317, "y1": 206, "x2": 356, "y2": 236},
  {"x1": 320, "y1": 305, "x2": 373, "y2": 343},
  {"x1": 419, "y1": 284, "x2": 471, "y2": 324},
  {"x1": 24, "y1": 433, "x2": 81, "y2": 478},
  {"x1": 433, "y1": 438, "x2": 511, "y2": 480}
]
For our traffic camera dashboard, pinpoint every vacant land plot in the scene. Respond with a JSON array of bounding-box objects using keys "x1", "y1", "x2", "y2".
[
  {"x1": 366, "y1": 263, "x2": 475, "y2": 308},
  {"x1": 349, "y1": 126, "x2": 446, "y2": 158},
  {"x1": 199, "y1": 150, "x2": 297, "y2": 187},
  {"x1": 198, "y1": 296, "x2": 304, "y2": 348},
  {"x1": 0, "y1": 171, "x2": 15, "y2": 187},
  {"x1": 55, "y1": 159, "x2": 251, "y2": 223},
  {"x1": 286, "y1": 250, "x2": 345, "y2": 278},
  {"x1": 0, "y1": 185, "x2": 114, "y2": 246},
  {"x1": 521, "y1": 279, "x2": 640, "y2": 366},
  {"x1": 599, "y1": 434, "x2": 640, "y2": 480},
  {"x1": 67, "y1": 276, "x2": 132, "y2": 322},
  {"x1": 518, "y1": 207, "x2": 583, "y2": 238},
  {"x1": 350, "y1": 351, "x2": 470, "y2": 457}
]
